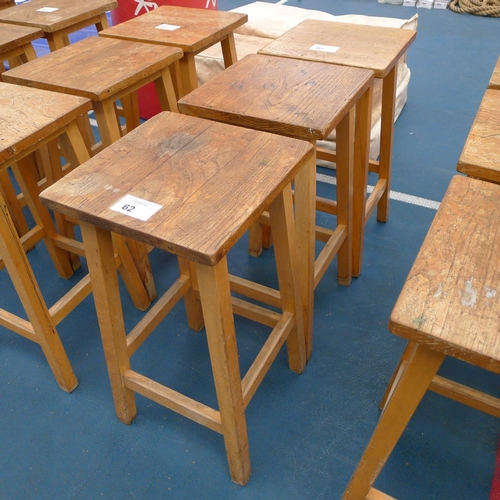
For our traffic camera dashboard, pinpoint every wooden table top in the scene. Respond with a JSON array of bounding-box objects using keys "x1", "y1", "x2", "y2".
[
  {"x1": 489, "y1": 56, "x2": 500, "y2": 90},
  {"x1": 259, "y1": 19, "x2": 416, "y2": 79},
  {"x1": 457, "y1": 89, "x2": 500, "y2": 183},
  {"x1": 0, "y1": 82, "x2": 91, "y2": 166},
  {"x1": 2, "y1": 36, "x2": 183, "y2": 100},
  {"x1": 0, "y1": 0, "x2": 117, "y2": 32},
  {"x1": 40, "y1": 112, "x2": 313, "y2": 266},
  {"x1": 178, "y1": 54, "x2": 373, "y2": 141},
  {"x1": 389, "y1": 175, "x2": 500, "y2": 373},
  {"x1": 100, "y1": 5, "x2": 247, "y2": 54},
  {"x1": 0, "y1": 22, "x2": 43, "y2": 53}
]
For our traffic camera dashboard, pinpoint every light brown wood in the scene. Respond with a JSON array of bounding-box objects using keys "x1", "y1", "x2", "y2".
[
  {"x1": 457, "y1": 89, "x2": 500, "y2": 183},
  {"x1": 40, "y1": 111, "x2": 311, "y2": 485},
  {"x1": 344, "y1": 175, "x2": 500, "y2": 498},
  {"x1": 0, "y1": 0, "x2": 116, "y2": 51},
  {"x1": 3, "y1": 36, "x2": 182, "y2": 148},
  {"x1": 0, "y1": 22, "x2": 42, "y2": 72},
  {"x1": 489, "y1": 55, "x2": 500, "y2": 90},
  {"x1": 99, "y1": 5, "x2": 247, "y2": 96},
  {"x1": 178, "y1": 53, "x2": 374, "y2": 357},
  {"x1": 259, "y1": 20, "x2": 416, "y2": 272},
  {"x1": 0, "y1": 0, "x2": 15, "y2": 10}
]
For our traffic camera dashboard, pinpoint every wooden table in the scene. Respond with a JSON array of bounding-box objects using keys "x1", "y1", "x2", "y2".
[
  {"x1": 99, "y1": 5, "x2": 247, "y2": 97},
  {"x1": 3, "y1": 35, "x2": 181, "y2": 149},
  {"x1": 178, "y1": 54, "x2": 374, "y2": 360},
  {"x1": 0, "y1": 0, "x2": 116, "y2": 51},
  {"x1": 457, "y1": 89, "x2": 500, "y2": 183},
  {"x1": 259, "y1": 19, "x2": 416, "y2": 276},
  {"x1": 489, "y1": 55, "x2": 500, "y2": 90},
  {"x1": 40, "y1": 111, "x2": 313, "y2": 485},
  {"x1": 342, "y1": 175, "x2": 500, "y2": 499}
]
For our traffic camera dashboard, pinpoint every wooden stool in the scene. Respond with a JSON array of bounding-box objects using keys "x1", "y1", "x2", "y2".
[
  {"x1": 99, "y1": 5, "x2": 247, "y2": 97},
  {"x1": 342, "y1": 175, "x2": 500, "y2": 499},
  {"x1": 0, "y1": 22, "x2": 41, "y2": 72},
  {"x1": 457, "y1": 89, "x2": 500, "y2": 183},
  {"x1": 178, "y1": 53, "x2": 374, "y2": 359},
  {"x1": 0, "y1": 82, "x2": 152, "y2": 309},
  {"x1": 259, "y1": 20, "x2": 416, "y2": 276},
  {"x1": 0, "y1": 0, "x2": 116, "y2": 51},
  {"x1": 489, "y1": 55, "x2": 500, "y2": 90},
  {"x1": 40, "y1": 111, "x2": 312, "y2": 486},
  {"x1": 0, "y1": 23, "x2": 43, "y2": 237}
]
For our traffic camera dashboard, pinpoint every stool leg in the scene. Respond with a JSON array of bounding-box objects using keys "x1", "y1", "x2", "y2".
[
  {"x1": 12, "y1": 157, "x2": 74, "y2": 279},
  {"x1": 177, "y1": 257, "x2": 204, "y2": 331},
  {"x1": 268, "y1": 184, "x2": 306, "y2": 373},
  {"x1": 93, "y1": 99, "x2": 122, "y2": 148},
  {"x1": 376, "y1": 65, "x2": 397, "y2": 223},
  {"x1": 335, "y1": 108, "x2": 354, "y2": 287},
  {"x1": 220, "y1": 32, "x2": 238, "y2": 68},
  {"x1": 294, "y1": 152, "x2": 317, "y2": 360},
  {"x1": 342, "y1": 343, "x2": 445, "y2": 500},
  {"x1": 154, "y1": 66, "x2": 180, "y2": 113},
  {"x1": 178, "y1": 53, "x2": 199, "y2": 98},
  {"x1": 0, "y1": 168, "x2": 29, "y2": 237},
  {"x1": 81, "y1": 222, "x2": 138, "y2": 424},
  {"x1": 0, "y1": 193, "x2": 77, "y2": 392},
  {"x1": 195, "y1": 258, "x2": 251, "y2": 486},
  {"x1": 352, "y1": 85, "x2": 373, "y2": 278}
]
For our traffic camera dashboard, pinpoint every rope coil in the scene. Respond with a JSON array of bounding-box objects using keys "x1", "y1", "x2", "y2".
[{"x1": 449, "y1": 0, "x2": 500, "y2": 16}]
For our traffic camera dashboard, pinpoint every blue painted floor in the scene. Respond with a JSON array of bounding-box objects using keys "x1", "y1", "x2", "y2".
[{"x1": 1, "y1": 1, "x2": 499, "y2": 498}]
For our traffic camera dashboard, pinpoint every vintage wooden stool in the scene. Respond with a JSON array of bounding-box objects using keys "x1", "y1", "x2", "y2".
[
  {"x1": 0, "y1": 82, "x2": 153, "y2": 308},
  {"x1": 259, "y1": 20, "x2": 416, "y2": 276},
  {"x1": 3, "y1": 36, "x2": 182, "y2": 152},
  {"x1": 342, "y1": 175, "x2": 500, "y2": 499},
  {"x1": 40, "y1": 111, "x2": 312, "y2": 485},
  {"x1": 0, "y1": 0, "x2": 116, "y2": 51},
  {"x1": 457, "y1": 89, "x2": 500, "y2": 184},
  {"x1": 178, "y1": 53, "x2": 374, "y2": 359},
  {"x1": 0, "y1": 23, "x2": 44, "y2": 237},
  {"x1": 99, "y1": 5, "x2": 247, "y2": 97},
  {"x1": 489, "y1": 55, "x2": 500, "y2": 90}
]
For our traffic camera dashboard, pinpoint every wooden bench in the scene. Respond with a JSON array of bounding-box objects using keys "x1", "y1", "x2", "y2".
[
  {"x1": 40, "y1": 111, "x2": 313, "y2": 486},
  {"x1": 342, "y1": 175, "x2": 500, "y2": 499}
]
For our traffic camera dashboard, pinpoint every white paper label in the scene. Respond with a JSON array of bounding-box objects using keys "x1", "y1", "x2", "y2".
[
  {"x1": 110, "y1": 194, "x2": 162, "y2": 222},
  {"x1": 155, "y1": 23, "x2": 181, "y2": 31},
  {"x1": 37, "y1": 7, "x2": 59, "y2": 12},
  {"x1": 309, "y1": 44, "x2": 340, "y2": 54}
]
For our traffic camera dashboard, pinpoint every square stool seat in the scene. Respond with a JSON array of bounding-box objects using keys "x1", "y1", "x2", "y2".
[
  {"x1": 178, "y1": 53, "x2": 374, "y2": 359},
  {"x1": 0, "y1": 0, "x2": 117, "y2": 51},
  {"x1": 457, "y1": 89, "x2": 500, "y2": 183},
  {"x1": 99, "y1": 5, "x2": 247, "y2": 97},
  {"x1": 40, "y1": 111, "x2": 313, "y2": 485},
  {"x1": 489, "y1": 55, "x2": 500, "y2": 90},
  {"x1": 342, "y1": 175, "x2": 500, "y2": 499},
  {"x1": 259, "y1": 19, "x2": 416, "y2": 275},
  {"x1": 3, "y1": 35, "x2": 182, "y2": 149}
]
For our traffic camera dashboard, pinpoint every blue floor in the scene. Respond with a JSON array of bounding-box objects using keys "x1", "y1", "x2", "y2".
[{"x1": 1, "y1": 1, "x2": 500, "y2": 498}]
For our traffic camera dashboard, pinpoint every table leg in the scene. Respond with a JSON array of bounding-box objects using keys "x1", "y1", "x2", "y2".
[
  {"x1": 376, "y1": 64, "x2": 398, "y2": 223},
  {"x1": 81, "y1": 222, "x2": 138, "y2": 424},
  {"x1": 352, "y1": 85, "x2": 373, "y2": 278},
  {"x1": 342, "y1": 343, "x2": 445, "y2": 499},
  {"x1": 293, "y1": 150, "x2": 316, "y2": 361},
  {"x1": 195, "y1": 257, "x2": 251, "y2": 486}
]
